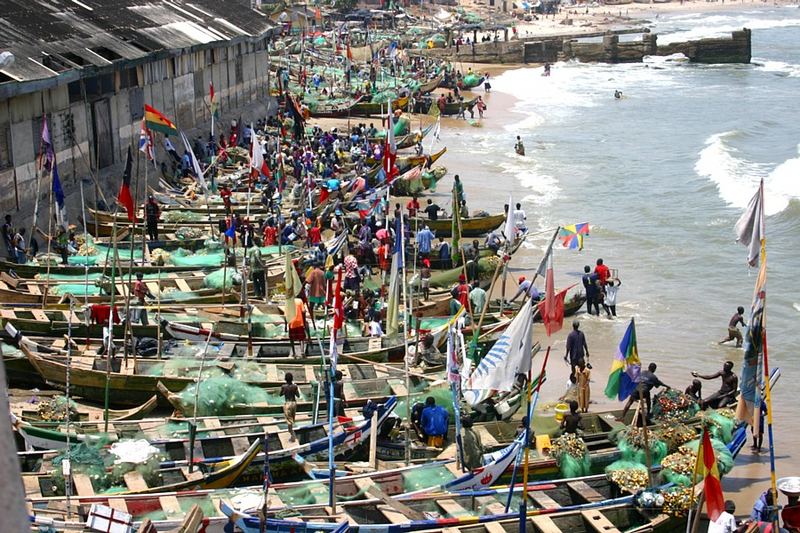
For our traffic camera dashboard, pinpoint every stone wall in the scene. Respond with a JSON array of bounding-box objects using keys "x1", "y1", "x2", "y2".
[{"x1": 657, "y1": 29, "x2": 751, "y2": 64}]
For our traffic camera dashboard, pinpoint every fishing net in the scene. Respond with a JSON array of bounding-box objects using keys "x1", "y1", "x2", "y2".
[
  {"x1": 605, "y1": 460, "x2": 649, "y2": 494},
  {"x1": 163, "y1": 211, "x2": 203, "y2": 223},
  {"x1": 656, "y1": 423, "x2": 697, "y2": 452},
  {"x1": 393, "y1": 116, "x2": 410, "y2": 136},
  {"x1": 36, "y1": 396, "x2": 79, "y2": 422},
  {"x1": 462, "y1": 73, "x2": 483, "y2": 88},
  {"x1": 394, "y1": 387, "x2": 453, "y2": 419},
  {"x1": 550, "y1": 434, "x2": 591, "y2": 478},
  {"x1": 660, "y1": 435, "x2": 733, "y2": 487},
  {"x1": 651, "y1": 389, "x2": 699, "y2": 422},
  {"x1": 661, "y1": 486, "x2": 695, "y2": 516},
  {"x1": 204, "y1": 268, "x2": 242, "y2": 289},
  {"x1": 372, "y1": 91, "x2": 399, "y2": 104},
  {"x1": 679, "y1": 437, "x2": 734, "y2": 475},
  {"x1": 403, "y1": 465, "x2": 456, "y2": 492},
  {"x1": 614, "y1": 427, "x2": 668, "y2": 465},
  {"x1": 51, "y1": 439, "x2": 164, "y2": 494},
  {"x1": 175, "y1": 227, "x2": 205, "y2": 240},
  {"x1": 143, "y1": 358, "x2": 226, "y2": 379},
  {"x1": 275, "y1": 485, "x2": 323, "y2": 506},
  {"x1": 177, "y1": 376, "x2": 279, "y2": 416},
  {"x1": 701, "y1": 409, "x2": 735, "y2": 443},
  {"x1": 49, "y1": 283, "x2": 103, "y2": 296}
]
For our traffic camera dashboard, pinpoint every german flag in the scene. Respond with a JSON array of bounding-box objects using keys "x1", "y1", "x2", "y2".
[
  {"x1": 696, "y1": 426, "x2": 725, "y2": 522},
  {"x1": 144, "y1": 104, "x2": 178, "y2": 136}
]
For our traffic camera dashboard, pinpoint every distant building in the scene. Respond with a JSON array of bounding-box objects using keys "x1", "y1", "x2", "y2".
[{"x1": 0, "y1": 0, "x2": 276, "y2": 216}]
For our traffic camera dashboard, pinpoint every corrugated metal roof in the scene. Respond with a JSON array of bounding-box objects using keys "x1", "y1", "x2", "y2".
[{"x1": 0, "y1": 0, "x2": 275, "y2": 85}]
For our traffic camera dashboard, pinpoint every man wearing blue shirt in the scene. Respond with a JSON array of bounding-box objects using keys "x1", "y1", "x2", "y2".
[
  {"x1": 416, "y1": 225, "x2": 435, "y2": 258},
  {"x1": 436, "y1": 237, "x2": 451, "y2": 269},
  {"x1": 420, "y1": 396, "x2": 449, "y2": 448}
]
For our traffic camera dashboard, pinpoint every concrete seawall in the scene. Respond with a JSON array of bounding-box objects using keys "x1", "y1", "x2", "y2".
[{"x1": 414, "y1": 28, "x2": 752, "y2": 65}]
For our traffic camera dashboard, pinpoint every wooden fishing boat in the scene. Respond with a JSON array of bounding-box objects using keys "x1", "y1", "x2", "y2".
[
  {"x1": 0, "y1": 259, "x2": 205, "y2": 277},
  {"x1": 310, "y1": 96, "x2": 364, "y2": 118},
  {"x1": 418, "y1": 72, "x2": 445, "y2": 94},
  {"x1": 0, "y1": 270, "x2": 235, "y2": 306},
  {"x1": 416, "y1": 213, "x2": 506, "y2": 238},
  {"x1": 9, "y1": 389, "x2": 159, "y2": 424},
  {"x1": 351, "y1": 95, "x2": 410, "y2": 117},
  {"x1": 439, "y1": 96, "x2": 480, "y2": 116},
  {"x1": 487, "y1": 293, "x2": 588, "y2": 323},
  {"x1": 368, "y1": 122, "x2": 435, "y2": 151},
  {"x1": 21, "y1": 397, "x2": 397, "y2": 498},
  {"x1": 20, "y1": 341, "x2": 437, "y2": 407}
]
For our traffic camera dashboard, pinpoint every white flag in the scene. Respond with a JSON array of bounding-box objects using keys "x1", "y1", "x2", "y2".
[
  {"x1": 463, "y1": 300, "x2": 534, "y2": 406},
  {"x1": 442, "y1": 437, "x2": 523, "y2": 491},
  {"x1": 734, "y1": 180, "x2": 764, "y2": 267},
  {"x1": 179, "y1": 131, "x2": 208, "y2": 195},
  {"x1": 503, "y1": 195, "x2": 515, "y2": 243}
]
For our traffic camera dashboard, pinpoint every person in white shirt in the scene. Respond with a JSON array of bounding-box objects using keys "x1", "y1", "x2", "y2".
[
  {"x1": 368, "y1": 319, "x2": 384, "y2": 337},
  {"x1": 512, "y1": 202, "x2": 527, "y2": 234},
  {"x1": 707, "y1": 500, "x2": 738, "y2": 533},
  {"x1": 603, "y1": 278, "x2": 621, "y2": 318}
]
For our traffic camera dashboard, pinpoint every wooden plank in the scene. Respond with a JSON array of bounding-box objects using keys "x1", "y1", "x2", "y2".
[
  {"x1": 159, "y1": 495, "x2": 182, "y2": 515},
  {"x1": 436, "y1": 498, "x2": 471, "y2": 518},
  {"x1": 72, "y1": 473, "x2": 96, "y2": 496},
  {"x1": 0, "y1": 309, "x2": 17, "y2": 318},
  {"x1": 475, "y1": 426, "x2": 500, "y2": 447},
  {"x1": 276, "y1": 430, "x2": 294, "y2": 450},
  {"x1": 231, "y1": 436, "x2": 251, "y2": 456},
  {"x1": 174, "y1": 278, "x2": 192, "y2": 292},
  {"x1": 531, "y1": 515, "x2": 562, "y2": 533},
  {"x1": 146, "y1": 282, "x2": 160, "y2": 294},
  {"x1": 123, "y1": 471, "x2": 150, "y2": 492},
  {"x1": 28, "y1": 284, "x2": 41, "y2": 295},
  {"x1": 567, "y1": 481, "x2": 605, "y2": 503},
  {"x1": 354, "y1": 478, "x2": 424, "y2": 521},
  {"x1": 581, "y1": 509, "x2": 621, "y2": 533},
  {"x1": 107, "y1": 498, "x2": 129, "y2": 513},
  {"x1": 203, "y1": 418, "x2": 223, "y2": 429},
  {"x1": 484, "y1": 523, "x2": 508, "y2": 533},
  {"x1": 22, "y1": 475, "x2": 42, "y2": 498},
  {"x1": 31, "y1": 310, "x2": 48, "y2": 322},
  {"x1": 529, "y1": 491, "x2": 561, "y2": 510}
]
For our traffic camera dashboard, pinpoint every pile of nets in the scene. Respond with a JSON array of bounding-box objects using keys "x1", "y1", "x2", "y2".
[
  {"x1": 175, "y1": 227, "x2": 205, "y2": 240},
  {"x1": 657, "y1": 422, "x2": 697, "y2": 452},
  {"x1": 614, "y1": 426, "x2": 668, "y2": 465},
  {"x1": 393, "y1": 116, "x2": 411, "y2": 136},
  {"x1": 51, "y1": 439, "x2": 164, "y2": 494},
  {"x1": 144, "y1": 358, "x2": 226, "y2": 379},
  {"x1": 700, "y1": 409, "x2": 735, "y2": 443},
  {"x1": 36, "y1": 396, "x2": 79, "y2": 422},
  {"x1": 605, "y1": 461, "x2": 649, "y2": 494},
  {"x1": 550, "y1": 433, "x2": 591, "y2": 477},
  {"x1": 661, "y1": 435, "x2": 734, "y2": 486},
  {"x1": 402, "y1": 464, "x2": 456, "y2": 492},
  {"x1": 462, "y1": 73, "x2": 483, "y2": 88},
  {"x1": 651, "y1": 389, "x2": 699, "y2": 422},
  {"x1": 177, "y1": 376, "x2": 276, "y2": 416},
  {"x1": 150, "y1": 248, "x2": 171, "y2": 265},
  {"x1": 372, "y1": 90, "x2": 399, "y2": 104},
  {"x1": 204, "y1": 267, "x2": 242, "y2": 290},
  {"x1": 163, "y1": 210, "x2": 203, "y2": 223}
]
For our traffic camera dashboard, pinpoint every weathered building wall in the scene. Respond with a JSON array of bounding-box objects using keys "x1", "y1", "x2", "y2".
[{"x1": 0, "y1": 43, "x2": 274, "y2": 224}]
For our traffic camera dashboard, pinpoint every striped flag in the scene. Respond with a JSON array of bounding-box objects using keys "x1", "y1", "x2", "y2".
[
  {"x1": 117, "y1": 148, "x2": 135, "y2": 222},
  {"x1": 138, "y1": 119, "x2": 155, "y2": 165},
  {"x1": 735, "y1": 179, "x2": 764, "y2": 267},
  {"x1": 39, "y1": 116, "x2": 55, "y2": 172},
  {"x1": 144, "y1": 104, "x2": 178, "y2": 136},
  {"x1": 604, "y1": 318, "x2": 641, "y2": 401},
  {"x1": 696, "y1": 426, "x2": 725, "y2": 522},
  {"x1": 383, "y1": 102, "x2": 397, "y2": 180}
]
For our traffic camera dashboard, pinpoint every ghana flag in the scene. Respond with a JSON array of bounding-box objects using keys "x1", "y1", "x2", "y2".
[
  {"x1": 604, "y1": 318, "x2": 641, "y2": 401},
  {"x1": 696, "y1": 426, "x2": 725, "y2": 522},
  {"x1": 144, "y1": 104, "x2": 178, "y2": 135}
]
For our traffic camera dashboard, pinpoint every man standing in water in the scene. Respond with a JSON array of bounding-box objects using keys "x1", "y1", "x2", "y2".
[
  {"x1": 719, "y1": 306, "x2": 746, "y2": 348},
  {"x1": 514, "y1": 136, "x2": 525, "y2": 156},
  {"x1": 692, "y1": 361, "x2": 738, "y2": 409}
]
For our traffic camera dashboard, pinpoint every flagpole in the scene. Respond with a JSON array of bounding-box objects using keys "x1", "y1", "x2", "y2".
[
  {"x1": 41, "y1": 161, "x2": 55, "y2": 309},
  {"x1": 522, "y1": 345, "x2": 550, "y2": 527},
  {"x1": 123, "y1": 147, "x2": 141, "y2": 364},
  {"x1": 399, "y1": 215, "x2": 412, "y2": 467}
]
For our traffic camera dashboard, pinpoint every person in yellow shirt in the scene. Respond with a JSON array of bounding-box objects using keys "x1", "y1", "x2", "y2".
[{"x1": 574, "y1": 358, "x2": 591, "y2": 413}]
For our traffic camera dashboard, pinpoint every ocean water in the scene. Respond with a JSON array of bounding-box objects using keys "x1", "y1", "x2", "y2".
[{"x1": 437, "y1": 6, "x2": 800, "y2": 507}]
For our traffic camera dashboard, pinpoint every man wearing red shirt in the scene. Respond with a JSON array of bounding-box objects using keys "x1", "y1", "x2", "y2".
[
  {"x1": 454, "y1": 275, "x2": 471, "y2": 311},
  {"x1": 406, "y1": 196, "x2": 420, "y2": 218},
  {"x1": 594, "y1": 258, "x2": 610, "y2": 286}
]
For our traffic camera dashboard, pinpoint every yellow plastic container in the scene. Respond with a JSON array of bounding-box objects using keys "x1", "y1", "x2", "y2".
[{"x1": 554, "y1": 402, "x2": 569, "y2": 421}]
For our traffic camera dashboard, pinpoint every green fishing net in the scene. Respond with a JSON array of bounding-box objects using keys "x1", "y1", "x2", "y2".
[
  {"x1": 462, "y1": 73, "x2": 482, "y2": 87},
  {"x1": 394, "y1": 387, "x2": 453, "y2": 419},
  {"x1": 614, "y1": 427, "x2": 668, "y2": 466},
  {"x1": 36, "y1": 396, "x2": 79, "y2": 422},
  {"x1": 204, "y1": 268, "x2": 242, "y2": 289},
  {"x1": 177, "y1": 376, "x2": 279, "y2": 416},
  {"x1": 403, "y1": 465, "x2": 456, "y2": 492},
  {"x1": 550, "y1": 434, "x2": 591, "y2": 478},
  {"x1": 700, "y1": 409, "x2": 736, "y2": 443},
  {"x1": 605, "y1": 460, "x2": 650, "y2": 493},
  {"x1": 49, "y1": 284, "x2": 103, "y2": 296},
  {"x1": 660, "y1": 435, "x2": 733, "y2": 487},
  {"x1": 651, "y1": 389, "x2": 700, "y2": 422},
  {"x1": 175, "y1": 227, "x2": 205, "y2": 240},
  {"x1": 393, "y1": 116, "x2": 411, "y2": 136},
  {"x1": 143, "y1": 358, "x2": 226, "y2": 379},
  {"x1": 163, "y1": 211, "x2": 203, "y2": 223}
]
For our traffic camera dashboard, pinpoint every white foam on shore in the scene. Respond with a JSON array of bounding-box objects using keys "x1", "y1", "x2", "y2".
[
  {"x1": 696, "y1": 132, "x2": 800, "y2": 215},
  {"x1": 499, "y1": 160, "x2": 561, "y2": 207},
  {"x1": 753, "y1": 58, "x2": 800, "y2": 77},
  {"x1": 658, "y1": 15, "x2": 800, "y2": 43}
]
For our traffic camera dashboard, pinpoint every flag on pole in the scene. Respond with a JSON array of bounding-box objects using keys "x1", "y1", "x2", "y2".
[
  {"x1": 144, "y1": 104, "x2": 178, "y2": 136},
  {"x1": 559, "y1": 223, "x2": 590, "y2": 250},
  {"x1": 736, "y1": 254, "x2": 766, "y2": 424},
  {"x1": 138, "y1": 119, "x2": 155, "y2": 164},
  {"x1": 250, "y1": 131, "x2": 271, "y2": 179},
  {"x1": 39, "y1": 116, "x2": 55, "y2": 172},
  {"x1": 446, "y1": 324, "x2": 461, "y2": 385},
  {"x1": 284, "y1": 253, "x2": 303, "y2": 323},
  {"x1": 51, "y1": 161, "x2": 67, "y2": 227},
  {"x1": 540, "y1": 250, "x2": 569, "y2": 336},
  {"x1": 210, "y1": 82, "x2": 219, "y2": 120},
  {"x1": 179, "y1": 131, "x2": 208, "y2": 194},
  {"x1": 696, "y1": 426, "x2": 725, "y2": 522},
  {"x1": 604, "y1": 318, "x2": 641, "y2": 401},
  {"x1": 118, "y1": 147, "x2": 135, "y2": 222},
  {"x1": 386, "y1": 216, "x2": 403, "y2": 336},
  {"x1": 383, "y1": 102, "x2": 397, "y2": 180},
  {"x1": 503, "y1": 195, "x2": 515, "y2": 244},
  {"x1": 463, "y1": 300, "x2": 534, "y2": 406},
  {"x1": 330, "y1": 268, "x2": 344, "y2": 369},
  {"x1": 451, "y1": 186, "x2": 461, "y2": 264},
  {"x1": 734, "y1": 179, "x2": 765, "y2": 267}
]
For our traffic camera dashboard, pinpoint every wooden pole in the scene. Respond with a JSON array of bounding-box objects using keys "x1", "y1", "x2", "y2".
[{"x1": 369, "y1": 409, "x2": 379, "y2": 470}]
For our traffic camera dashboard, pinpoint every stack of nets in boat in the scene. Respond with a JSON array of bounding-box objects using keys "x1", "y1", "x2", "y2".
[
  {"x1": 550, "y1": 433, "x2": 591, "y2": 477},
  {"x1": 150, "y1": 248, "x2": 170, "y2": 265},
  {"x1": 36, "y1": 396, "x2": 79, "y2": 422},
  {"x1": 177, "y1": 376, "x2": 278, "y2": 416},
  {"x1": 175, "y1": 227, "x2": 205, "y2": 240},
  {"x1": 51, "y1": 439, "x2": 163, "y2": 494},
  {"x1": 606, "y1": 461, "x2": 649, "y2": 494},
  {"x1": 651, "y1": 389, "x2": 699, "y2": 422},
  {"x1": 391, "y1": 166, "x2": 447, "y2": 196},
  {"x1": 163, "y1": 210, "x2": 203, "y2": 223},
  {"x1": 656, "y1": 422, "x2": 697, "y2": 452},
  {"x1": 613, "y1": 426, "x2": 669, "y2": 465},
  {"x1": 462, "y1": 73, "x2": 483, "y2": 88},
  {"x1": 700, "y1": 408, "x2": 736, "y2": 443},
  {"x1": 660, "y1": 436, "x2": 734, "y2": 486},
  {"x1": 203, "y1": 267, "x2": 242, "y2": 290}
]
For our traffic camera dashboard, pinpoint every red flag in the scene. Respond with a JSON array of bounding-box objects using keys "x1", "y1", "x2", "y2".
[
  {"x1": 318, "y1": 187, "x2": 330, "y2": 205},
  {"x1": 697, "y1": 426, "x2": 725, "y2": 522},
  {"x1": 383, "y1": 103, "x2": 397, "y2": 180},
  {"x1": 333, "y1": 268, "x2": 344, "y2": 336},
  {"x1": 540, "y1": 248, "x2": 569, "y2": 336},
  {"x1": 117, "y1": 147, "x2": 135, "y2": 222}
]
